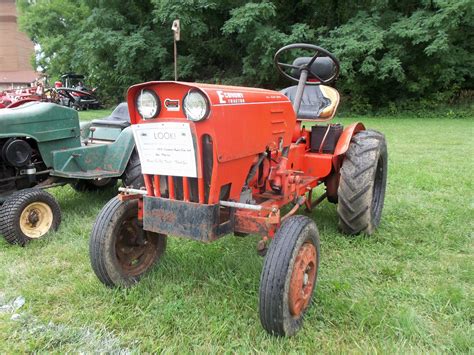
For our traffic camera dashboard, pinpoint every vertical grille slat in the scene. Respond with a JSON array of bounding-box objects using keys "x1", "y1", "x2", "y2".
[
  {"x1": 168, "y1": 176, "x2": 175, "y2": 199},
  {"x1": 183, "y1": 177, "x2": 190, "y2": 201},
  {"x1": 153, "y1": 175, "x2": 161, "y2": 197},
  {"x1": 202, "y1": 134, "x2": 214, "y2": 204},
  {"x1": 144, "y1": 174, "x2": 154, "y2": 196}
]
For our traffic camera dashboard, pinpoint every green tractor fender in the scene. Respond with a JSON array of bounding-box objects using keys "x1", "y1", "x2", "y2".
[
  {"x1": 0, "y1": 102, "x2": 82, "y2": 168},
  {"x1": 50, "y1": 126, "x2": 136, "y2": 179}
]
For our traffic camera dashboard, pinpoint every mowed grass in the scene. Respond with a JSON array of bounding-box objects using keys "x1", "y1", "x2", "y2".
[{"x1": 0, "y1": 109, "x2": 472, "y2": 352}]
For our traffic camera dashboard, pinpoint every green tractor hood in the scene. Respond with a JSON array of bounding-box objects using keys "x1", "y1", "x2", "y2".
[{"x1": 0, "y1": 102, "x2": 81, "y2": 167}]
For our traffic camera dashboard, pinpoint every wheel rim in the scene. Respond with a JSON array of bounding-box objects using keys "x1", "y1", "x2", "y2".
[
  {"x1": 288, "y1": 242, "x2": 317, "y2": 317},
  {"x1": 19, "y1": 202, "x2": 54, "y2": 239},
  {"x1": 371, "y1": 155, "x2": 384, "y2": 218},
  {"x1": 115, "y1": 218, "x2": 159, "y2": 277}
]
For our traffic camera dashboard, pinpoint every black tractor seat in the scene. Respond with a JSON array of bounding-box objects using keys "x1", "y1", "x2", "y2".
[
  {"x1": 280, "y1": 85, "x2": 340, "y2": 120},
  {"x1": 91, "y1": 102, "x2": 130, "y2": 129}
]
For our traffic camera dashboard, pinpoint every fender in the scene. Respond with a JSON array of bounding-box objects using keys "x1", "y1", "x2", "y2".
[
  {"x1": 324, "y1": 122, "x2": 365, "y2": 201},
  {"x1": 333, "y1": 122, "x2": 365, "y2": 156},
  {"x1": 50, "y1": 126, "x2": 136, "y2": 179}
]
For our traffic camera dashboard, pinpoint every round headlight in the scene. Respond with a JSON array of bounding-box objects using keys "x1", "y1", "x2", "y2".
[
  {"x1": 136, "y1": 89, "x2": 160, "y2": 119},
  {"x1": 183, "y1": 90, "x2": 210, "y2": 121}
]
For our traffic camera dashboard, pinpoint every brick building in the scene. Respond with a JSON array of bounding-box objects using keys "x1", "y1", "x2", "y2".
[{"x1": 0, "y1": 0, "x2": 37, "y2": 90}]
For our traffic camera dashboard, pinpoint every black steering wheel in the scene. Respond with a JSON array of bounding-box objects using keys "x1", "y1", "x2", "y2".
[{"x1": 274, "y1": 43, "x2": 340, "y2": 85}]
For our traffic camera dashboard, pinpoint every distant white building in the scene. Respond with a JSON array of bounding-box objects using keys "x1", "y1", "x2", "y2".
[{"x1": 0, "y1": 0, "x2": 37, "y2": 90}]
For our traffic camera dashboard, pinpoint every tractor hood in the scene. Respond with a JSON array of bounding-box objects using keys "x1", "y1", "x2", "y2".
[
  {"x1": 127, "y1": 81, "x2": 295, "y2": 163},
  {"x1": 0, "y1": 102, "x2": 81, "y2": 142}
]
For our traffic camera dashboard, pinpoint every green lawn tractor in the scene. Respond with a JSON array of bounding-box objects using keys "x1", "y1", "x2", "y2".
[{"x1": 0, "y1": 102, "x2": 142, "y2": 246}]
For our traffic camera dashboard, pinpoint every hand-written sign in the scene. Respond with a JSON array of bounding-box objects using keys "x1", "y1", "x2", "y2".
[{"x1": 132, "y1": 122, "x2": 197, "y2": 177}]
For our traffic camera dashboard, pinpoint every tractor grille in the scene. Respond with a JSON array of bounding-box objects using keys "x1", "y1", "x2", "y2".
[{"x1": 143, "y1": 134, "x2": 214, "y2": 204}]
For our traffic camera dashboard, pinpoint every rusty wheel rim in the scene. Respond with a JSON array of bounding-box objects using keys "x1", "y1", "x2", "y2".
[
  {"x1": 288, "y1": 242, "x2": 317, "y2": 317},
  {"x1": 115, "y1": 219, "x2": 159, "y2": 277}
]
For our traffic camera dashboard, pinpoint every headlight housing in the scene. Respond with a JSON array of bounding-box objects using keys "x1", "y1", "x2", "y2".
[
  {"x1": 136, "y1": 89, "x2": 160, "y2": 119},
  {"x1": 183, "y1": 90, "x2": 210, "y2": 121}
]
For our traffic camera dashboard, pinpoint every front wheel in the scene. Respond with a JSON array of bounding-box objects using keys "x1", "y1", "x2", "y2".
[
  {"x1": 89, "y1": 197, "x2": 167, "y2": 287},
  {"x1": 259, "y1": 215, "x2": 320, "y2": 336},
  {"x1": 0, "y1": 189, "x2": 61, "y2": 246}
]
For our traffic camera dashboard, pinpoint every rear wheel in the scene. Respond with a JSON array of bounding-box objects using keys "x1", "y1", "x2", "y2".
[
  {"x1": 337, "y1": 130, "x2": 387, "y2": 235},
  {"x1": 259, "y1": 215, "x2": 320, "y2": 336},
  {"x1": 122, "y1": 150, "x2": 144, "y2": 188},
  {"x1": 71, "y1": 178, "x2": 117, "y2": 192},
  {"x1": 89, "y1": 197, "x2": 166, "y2": 287},
  {"x1": 0, "y1": 189, "x2": 61, "y2": 246}
]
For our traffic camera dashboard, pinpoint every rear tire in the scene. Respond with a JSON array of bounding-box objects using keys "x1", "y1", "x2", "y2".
[
  {"x1": 71, "y1": 178, "x2": 117, "y2": 192},
  {"x1": 0, "y1": 189, "x2": 61, "y2": 246},
  {"x1": 259, "y1": 215, "x2": 320, "y2": 336},
  {"x1": 89, "y1": 197, "x2": 166, "y2": 287},
  {"x1": 337, "y1": 130, "x2": 387, "y2": 235},
  {"x1": 122, "y1": 150, "x2": 144, "y2": 188}
]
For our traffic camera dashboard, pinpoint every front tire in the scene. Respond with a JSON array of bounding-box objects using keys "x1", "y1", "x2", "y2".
[
  {"x1": 259, "y1": 215, "x2": 320, "y2": 336},
  {"x1": 0, "y1": 189, "x2": 61, "y2": 246},
  {"x1": 89, "y1": 197, "x2": 166, "y2": 287},
  {"x1": 337, "y1": 130, "x2": 387, "y2": 235}
]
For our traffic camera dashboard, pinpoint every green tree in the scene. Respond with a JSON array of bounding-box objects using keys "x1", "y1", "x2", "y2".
[{"x1": 17, "y1": 0, "x2": 474, "y2": 108}]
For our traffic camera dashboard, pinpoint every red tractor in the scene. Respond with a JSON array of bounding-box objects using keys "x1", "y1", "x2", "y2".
[{"x1": 89, "y1": 44, "x2": 388, "y2": 336}]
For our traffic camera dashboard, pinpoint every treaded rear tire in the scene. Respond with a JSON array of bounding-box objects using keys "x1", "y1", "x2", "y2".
[
  {"x1": 122, "y1": 150, "x2": 144, "y2": 188},
  {"x1": 337, "y1": 130, "x2": 387, "y2": 235},
  {"x1": 0, "y1": 189, "x2": 61, "y2": 246},
  {"x1": 89, "y1": 197, "x2": 166, "y2": 287},
  {"x1": 71, "y1": 178, "x2": 117, "y2": 192},
  {"x1": 259, "y1": 215, "x2": 320, "y2": 336}
]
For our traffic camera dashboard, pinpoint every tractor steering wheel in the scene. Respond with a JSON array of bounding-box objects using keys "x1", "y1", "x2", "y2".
[{"x1": 274, "y1": 43, "x2": 340, "y2": 85}]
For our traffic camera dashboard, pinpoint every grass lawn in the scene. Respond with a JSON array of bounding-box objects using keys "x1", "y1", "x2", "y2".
[{"x1": 0, "y1": 109, "x2": 472, "y2": 352}]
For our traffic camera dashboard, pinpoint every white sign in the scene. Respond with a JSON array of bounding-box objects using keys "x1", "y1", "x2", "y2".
[{"x1": 133, "y1": 122, "x2": 197, "y2": 177}]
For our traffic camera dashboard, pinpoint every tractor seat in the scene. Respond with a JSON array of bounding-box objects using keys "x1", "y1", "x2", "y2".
[
  {"x1": 280, "y1": 85, "x2": 340, "y2": 120},
  {"x1": 91, "y1": 102, "x2": 130, "y2": 129}
]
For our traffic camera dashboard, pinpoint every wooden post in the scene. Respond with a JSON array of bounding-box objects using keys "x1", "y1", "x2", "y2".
[{"x1": 171, "y1": 19, "x2": 180, "y2": 81}]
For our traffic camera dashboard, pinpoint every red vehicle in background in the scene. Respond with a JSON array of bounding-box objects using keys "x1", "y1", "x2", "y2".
[
  {"x1": 0, "y1": 73, "x2": 101, "y2": 110},
  {"x1": 0, "y1": 87, "x2": 41, "y2": 108}
]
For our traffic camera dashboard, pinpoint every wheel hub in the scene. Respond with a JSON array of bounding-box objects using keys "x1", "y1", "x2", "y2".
[
  {"x1": 28, "y1": 210, "x2": 40, "y2": 226},
  {"x1": 115, "y1": 221, "x2": 159, "y2": 276},
  {"x1": 288, "y1": 242, "x2": 317, "y2": 317},
  {"x1": 19, "y1": 202, "x2": 54, "y2": 239}
]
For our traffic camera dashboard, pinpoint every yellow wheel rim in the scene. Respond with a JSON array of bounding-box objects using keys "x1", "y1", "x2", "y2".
[{"x1": 19, "y1": 202, "x2": 53, "y2": 239}]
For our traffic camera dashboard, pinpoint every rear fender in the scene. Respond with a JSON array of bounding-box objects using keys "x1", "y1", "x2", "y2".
[
  {"x1": 334, "y1": 122, "x2": 365, "y2": 156},
  {"x1": 329, "y1": 122, "x2": 365, "y2": 177},
  {"x1": 50, "y1": 126, "x2": 135, "y2": 179}
]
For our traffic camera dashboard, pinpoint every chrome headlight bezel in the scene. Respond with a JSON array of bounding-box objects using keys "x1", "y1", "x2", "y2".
[
  {"x1": 183, "y1": 89, "x2": 210, "y2": 122},
  {"x1": 136, "y1": 89, "x2": 160, "y2": 120}
]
